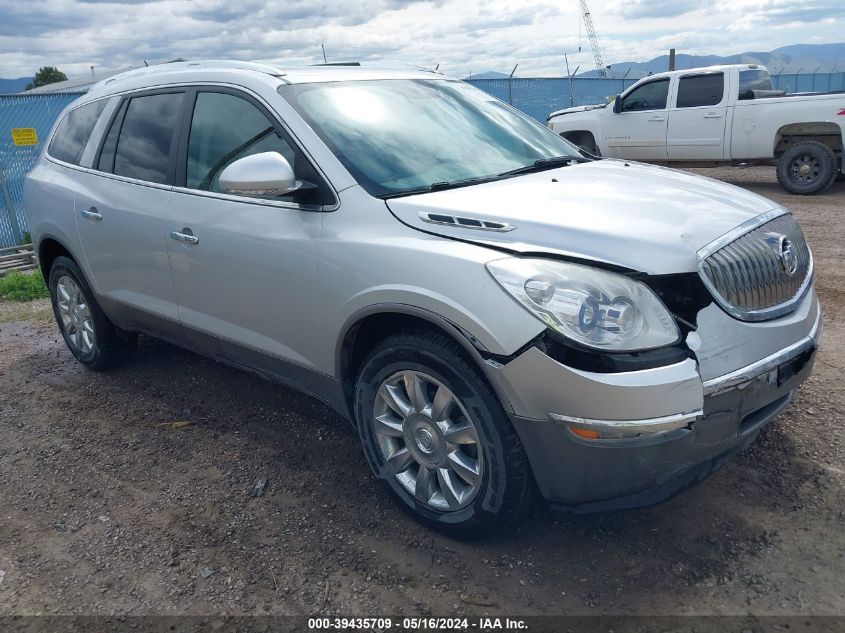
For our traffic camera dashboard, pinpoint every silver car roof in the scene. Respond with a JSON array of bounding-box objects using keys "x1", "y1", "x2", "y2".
[{"x1": 82, "y1": 60, "x2": 446, "y2": 100}]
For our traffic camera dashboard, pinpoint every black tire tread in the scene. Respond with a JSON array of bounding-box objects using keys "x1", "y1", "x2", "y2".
[
  {"x1": 48, "y1": 255, "x2": 137, "y2": 371},
  {"x1": 355, "y1": 327, "x2": 534, "y2": 538},
  {"x1": 776, "y1": 140, "x2": 838, "y2": 195}
]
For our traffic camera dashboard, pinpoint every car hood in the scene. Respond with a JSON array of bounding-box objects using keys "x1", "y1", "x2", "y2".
[
  {"x1": 547, "y1": 103, "x2": 606, "y2": 119},
  {"x1": 385, "y1": 160, "x2": 780, "y2": 274}
]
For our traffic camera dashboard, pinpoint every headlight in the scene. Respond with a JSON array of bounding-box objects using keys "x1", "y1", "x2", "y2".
[{"x1": 486, "y1": 258, "x2": 680, "y2": 351}]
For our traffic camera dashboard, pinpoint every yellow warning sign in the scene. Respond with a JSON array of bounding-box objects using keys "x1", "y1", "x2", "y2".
[{"x1": 11, "y1": 128, "x2": 39, "y2": 146}]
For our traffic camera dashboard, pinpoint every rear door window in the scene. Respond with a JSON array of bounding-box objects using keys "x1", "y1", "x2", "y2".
[
  {"x1": 111, "y1": 92, "x2": 184, "y2": 184},
  {"x1": 676, "y1": 74, "x2": 725, "y2": 108},
  {"x1": 48, "y1": 99, "x2": 107, "y2": 165},
  {"x1": 96, "y1": 100, "x2": 127, "y2": 173}
]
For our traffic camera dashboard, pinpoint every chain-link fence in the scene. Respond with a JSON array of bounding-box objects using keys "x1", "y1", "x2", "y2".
[
  {"x1": 466, "y1": 71, "x2": 845, "y2": 122},
  {"x1": 0, "y1": 71, "x2": 843, "y2": 247},
  {"x1": 0, "y1": 92, "x2": 84, "y2": 247},
  {"x1": 771, "y1": 72, "x2": 845, "y2": 93},
  {"x1": 465, "y1": 77, "x2": 640, "y2": 121}
]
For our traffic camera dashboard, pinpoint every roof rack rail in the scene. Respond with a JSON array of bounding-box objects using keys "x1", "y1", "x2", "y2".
[{"x1": 98, "y1": 60, "x2": 286, "y2": 88}]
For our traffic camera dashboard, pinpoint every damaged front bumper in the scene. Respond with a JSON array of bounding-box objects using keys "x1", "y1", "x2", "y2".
[{"x1": 488, "y1": 291, "x2": 822, "y2": 509}]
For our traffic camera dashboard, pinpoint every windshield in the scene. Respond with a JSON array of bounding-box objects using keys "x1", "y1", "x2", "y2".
[{"x1": 278, "y1": 79, "x2": 582, "y2": 197}]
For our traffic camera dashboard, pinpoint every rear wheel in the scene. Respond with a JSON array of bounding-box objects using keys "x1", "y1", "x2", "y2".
[
  {"x1": 776, "y1": 141, "x2": 838, "y2": 195},
  {"x1": 48, "y1": 256, "x2": 137, "y2": 370},
  {"x1": 354, "y1": 330, "x2": 534, "y2": 538}
]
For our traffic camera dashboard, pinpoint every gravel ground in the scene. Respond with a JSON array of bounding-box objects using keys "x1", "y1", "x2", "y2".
[{"x1": 0, "y1": 166, "x2": 843, "y2": 617}]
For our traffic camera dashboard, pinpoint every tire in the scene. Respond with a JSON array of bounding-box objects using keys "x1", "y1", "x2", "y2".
[
  {"x1": 48, "y1": 256, "x2": 137, "y2": 370},
  {"x1": 354, "y1": 329, "x2": 534, "y2": 538},
  {"x1": 563, "y1": 132, "x2": 599, "y2": 157},
  {"x1": 776, "y1": 141, "x2": 838, "y2": 195}
]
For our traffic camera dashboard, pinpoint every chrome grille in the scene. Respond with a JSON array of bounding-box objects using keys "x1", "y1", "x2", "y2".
[{"x1": 698, "y1": 212, "x2": 812, "y2": 321}]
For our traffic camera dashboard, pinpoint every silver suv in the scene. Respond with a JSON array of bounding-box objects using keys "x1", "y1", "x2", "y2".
[{"x1": 25, "y1": 61, "x2": 821, "y2": 536}]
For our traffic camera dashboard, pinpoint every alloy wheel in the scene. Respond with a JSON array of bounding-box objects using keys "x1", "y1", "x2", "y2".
[
  {"x1": 56, "y1": 275, "x2": 95, "y2": 355},
  {"x1": 373, "y1": 370, "x2": 483, "y2": 511},
  {"x1": 790, "y1": 154, "x2": 821, "y2": 185}
]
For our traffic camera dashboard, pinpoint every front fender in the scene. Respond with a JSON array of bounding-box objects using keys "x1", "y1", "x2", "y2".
[{"x1": 338, "y1": 283, "x2": 544, "y2": 361}]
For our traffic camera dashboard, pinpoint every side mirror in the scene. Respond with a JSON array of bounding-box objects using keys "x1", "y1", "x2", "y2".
[
  {"x1": 612, "y1": 96, "x2": 623, "y2": 113},
  {"x1": 218, "y1": 151, "x2": 301, "y2": 197}
]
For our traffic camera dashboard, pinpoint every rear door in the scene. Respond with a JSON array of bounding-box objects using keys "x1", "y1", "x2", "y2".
[
  {"x1": 73, "y1": 90, "x2": 188, "y2": 342},
  {"x1": 602, "y1": 78, "x2": 670, "y2": 160},
  {"x1": 667, "y1": 72, "x2": 728, "y2": 160}
]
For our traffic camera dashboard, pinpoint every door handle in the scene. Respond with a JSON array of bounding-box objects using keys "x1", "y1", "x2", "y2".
[
  {"x1": 648, "y1": 116, "x2": 665, "y2": 122},
  {"x1": 170, "y1": 229, "x2": 199, "y2": 245},
  {"x1": 703, "y1": 113, "x2": 724, "y2": 119},
  {"x1": 80, "y1": 207, "x2": 102, "y2": 222}
]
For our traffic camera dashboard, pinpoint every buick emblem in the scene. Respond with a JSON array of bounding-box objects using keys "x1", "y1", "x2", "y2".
[{"x1": 778, "y1": 235, "x2": 798, "y2": 276}]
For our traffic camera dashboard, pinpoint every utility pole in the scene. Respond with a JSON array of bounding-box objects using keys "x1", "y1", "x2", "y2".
[
  {"x1": 321, "y1": 43, "x2": 327, "y2": 64},
  {"x1": 669, "y1": 49, "x2": 676, "y2": 71}
]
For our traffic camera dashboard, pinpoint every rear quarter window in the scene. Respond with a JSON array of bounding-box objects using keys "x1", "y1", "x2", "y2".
[{"x1": 47, "y1": 100, "x2": 107, "y2": 165}]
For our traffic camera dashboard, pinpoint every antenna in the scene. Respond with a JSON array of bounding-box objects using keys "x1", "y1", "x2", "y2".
[{"x1": 579, "y1": 0, "x2": 609, "y2": 78}]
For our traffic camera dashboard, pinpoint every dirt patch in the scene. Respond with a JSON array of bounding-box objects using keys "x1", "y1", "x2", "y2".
[{"x1": 0, "y1": 167, "x2": 843, "y2": 616}]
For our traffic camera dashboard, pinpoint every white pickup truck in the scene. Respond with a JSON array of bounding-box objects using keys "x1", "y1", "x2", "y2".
[{"x1": 547, "y1": 64, "x2": 845, "y2": 195}]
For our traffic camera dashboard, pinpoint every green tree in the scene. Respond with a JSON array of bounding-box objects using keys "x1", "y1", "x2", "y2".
[{"x1": 25, "y1": 66, "x2": 68, "y2": 90}]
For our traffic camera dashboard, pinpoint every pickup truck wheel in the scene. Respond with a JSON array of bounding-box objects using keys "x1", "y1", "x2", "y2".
[
  {"x1": 48, "y1": 256, "x2": 137, "y2": 370},
  {"x1": 354, "y1": 330, "x2": 533, "y2": 538},
  {"x1": 777, "y1": 141, "x2": 838, "y2": 195}
]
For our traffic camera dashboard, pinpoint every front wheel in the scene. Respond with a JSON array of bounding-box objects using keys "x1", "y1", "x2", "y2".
[
  {"x1": 48, "y1": 256, "x2": 137, "y2": 370},
  {"x1": 776, "y1": 141, "x2": 838, "y2": 195},
  {"x1": 354, "y1": 330, "x2": 534, "y2": 538}
]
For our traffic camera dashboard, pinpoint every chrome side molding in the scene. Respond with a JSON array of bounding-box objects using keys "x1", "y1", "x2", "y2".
[{"x1": 548, "y1": 409, "x2": 702, "y2": 439}]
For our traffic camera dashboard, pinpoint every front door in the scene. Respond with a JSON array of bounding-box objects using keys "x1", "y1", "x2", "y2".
[
  {"x1": 165, "y1": 88, "x2": 335, "y2": 379},
  {"x1": 602, "y1": 77, "x2": 670, "y2": 160},
  {"x1": 667, "y1": 72, "x2": 728, "y2": 160},
  {"x1": 74, "y1": 91, "x2": 187, "y2": 342}
]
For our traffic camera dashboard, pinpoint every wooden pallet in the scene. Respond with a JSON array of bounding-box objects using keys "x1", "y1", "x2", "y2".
[{"x1": 0, "y1": 244, "x2": 38, "y2": 277}]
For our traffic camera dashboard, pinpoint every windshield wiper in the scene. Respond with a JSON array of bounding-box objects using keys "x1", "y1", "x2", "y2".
[
  {"x1": 377, "y1": 176, "x2": 498, "y2": 199},
  {"x1": 498, "y1": 156, "x2": 586, "y2": 177},
  {"x1": 377, "y1": 158, "x2": 588, "y2": 200}
]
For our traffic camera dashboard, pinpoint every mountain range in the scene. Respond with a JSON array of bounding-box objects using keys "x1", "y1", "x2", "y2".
[
  {"x1": 4, "y1": 43, "x2": 844, "y2": 89},
  {"x1": 0, "y1": 77, "x2": 33, "y2": 93},
  {"x1": 576, "y1": 43, "x2": 845, "y2": 78},
  {"x1": 467, "y1": 43, "x2": 845, "y2": 79}
]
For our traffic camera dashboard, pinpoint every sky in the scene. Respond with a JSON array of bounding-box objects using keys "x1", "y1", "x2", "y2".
[{"x1": 0, "y1": 0, "x2": 843, "y2": 79}]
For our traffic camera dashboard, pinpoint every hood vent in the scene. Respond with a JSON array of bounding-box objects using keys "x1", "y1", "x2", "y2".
[{"x1": 418, "y1": 211, "x2": 515, "y2": 232}]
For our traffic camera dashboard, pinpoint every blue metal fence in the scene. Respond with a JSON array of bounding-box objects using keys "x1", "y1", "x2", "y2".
[
  {"x1": 466, "y1": 71, "x2": 845, "y2": 123},
  {"x1": 771, "y1": 72, "x2": 845, "y2": 93},
  {"x1": 0, "y1": 92, "x2": 83, "y2": 247},
  {"x1": 465, "y1": 77, "x2": 640, "y2": 121},
  {"x1": 0, "y1": 71, "x2": 843, "y2": 247}
]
